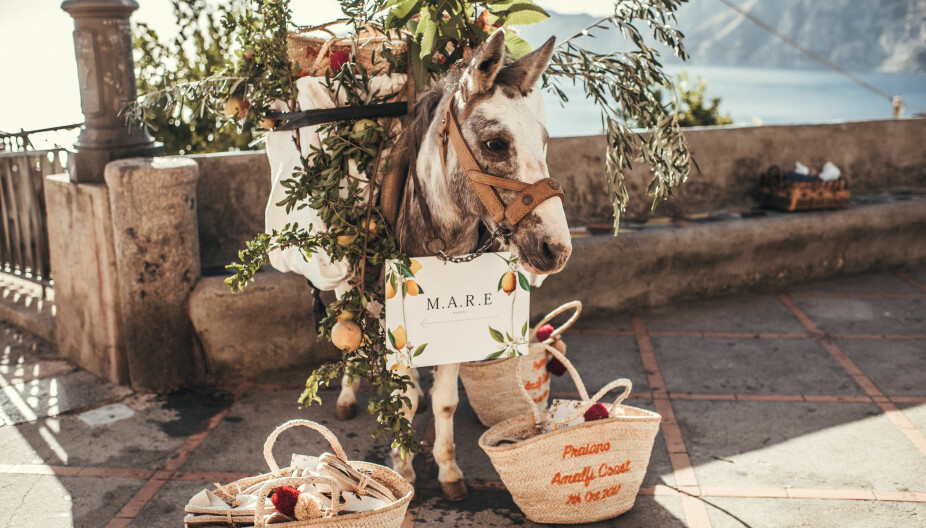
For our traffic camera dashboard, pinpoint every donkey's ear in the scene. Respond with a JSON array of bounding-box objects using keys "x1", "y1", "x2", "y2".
[
  {"x1": 496, "y1": 36, "x2": 556, "y2": 95},
  {"x1": 464, "y1": 29, "x2": 507, "y2": 96}
]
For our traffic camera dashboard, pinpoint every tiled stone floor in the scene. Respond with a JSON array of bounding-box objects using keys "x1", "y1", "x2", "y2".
[{"x1": 0, "y1": 268, "x2": 924, "y2": 527}]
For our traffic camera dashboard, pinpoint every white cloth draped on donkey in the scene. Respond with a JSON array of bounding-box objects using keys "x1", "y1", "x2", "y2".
[{"x1": 264, "y1": 74, "x2": 407, "y2": 296}]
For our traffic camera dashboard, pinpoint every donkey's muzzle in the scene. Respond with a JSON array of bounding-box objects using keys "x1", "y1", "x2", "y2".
[{"x1": 521, "y1": 236, "x2": 572, "y2": 274}]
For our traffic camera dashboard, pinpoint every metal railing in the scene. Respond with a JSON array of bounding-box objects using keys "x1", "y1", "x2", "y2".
[{"x1": 0, "y1": 149, "x2": 63, "y2": 294}]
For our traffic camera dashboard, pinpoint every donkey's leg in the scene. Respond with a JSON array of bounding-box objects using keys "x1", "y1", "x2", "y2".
[
  {"x1": 390, "y1": 368, "x2": 420, "y2": 484},
  {"x1": 336, "y1": 374, "x2": 361, "y2": 421},
  {"x1": 432, "y1": 363, "x2": 469, "y2": 501}
]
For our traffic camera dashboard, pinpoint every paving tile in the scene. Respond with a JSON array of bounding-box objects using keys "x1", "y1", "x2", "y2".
[
  {"x1": 898, "y1": 402, "x2": 926, "y2": 433},
  {"x1": 643, "y1": 294, "x2": 808, "y2": 334},
  {"x1": 548, "y1": 334, "x2": 648, "y2": 394},
  {"x1": 674, "y1": 400, "x2": 926, "y2": 491},
  {"x1": 905, "y1": 267, "x2": 926, "y2": 289},
  {"x1": 653, "y1": 336, "x2": 863, "y2": 395},
  {"x1": 0, "y1": 323, "x2": 73, "y2": 385},
  {"x1": 180, "y1": 387, "x2": 397, "y2": 475},
  {"x1": 0, "y1": 391, "x2": 232, "y2": 469},
  {"x1": 793, "y1": 297, "x2": 925, "y2": 335},
  {"x1": 704, "y1": 497, "x2": 925, "y2": 528},
  {"x1": 787, "y1": 272, "x2": 922, "y2": 295},
  {"x1": 0, "y1": 473, "x2": 144, "y2": 528},
  {"x1": 0, "y1": 370, "x2": 131, "y2": 425},
  {"x1": 568, "y1": 312, "x2": 634, "y2": 333},
  {"x1": 413, "y1": 488, "x2": 686, "y2": 527},
  {"x1": 128, "y1": 479, "x2": 206, "y2": 528},
  {"x1": 838, "y1": 339, "x2": 926, "y2": 396}
]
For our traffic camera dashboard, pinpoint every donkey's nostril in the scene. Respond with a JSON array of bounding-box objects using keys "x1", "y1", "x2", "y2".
[{"x1": 541, "y1": 241, "x2": 556, "y2": 261}]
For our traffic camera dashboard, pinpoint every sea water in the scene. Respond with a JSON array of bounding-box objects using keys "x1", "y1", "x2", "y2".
[{"x1": 543, "y1": 65, "x2": 926, "y2": 137}]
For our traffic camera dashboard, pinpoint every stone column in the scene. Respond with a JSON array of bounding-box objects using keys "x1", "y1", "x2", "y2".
[
  {"x1": 62, "y1": 0, "x2": 161, "y2": 183},
  {"x1": 105, "y1": 157, "x2": 203, "y2": 391}
]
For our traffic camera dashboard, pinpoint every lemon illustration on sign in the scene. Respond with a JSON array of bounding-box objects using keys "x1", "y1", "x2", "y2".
[
  {"x1": 501, "y1": 271, "x2": 516, "y2": 295},
  {"x1": 409, "y1": 259, "x2": 422, "y2": 274},
  {"x1": 406, "y1": 280, "x2": 420, "y2": 296},
  {"x1": 331, "y1": 321, "x2": 362, "y2": 352},
  {"x1": 385, "y1": 281, "x2": 396, "y2": 299},
  {"x1": 392, "y1": 325, "x2": 407, "y2": 350}
]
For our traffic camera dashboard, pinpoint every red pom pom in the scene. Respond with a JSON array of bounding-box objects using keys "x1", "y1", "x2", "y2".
[
  {"x1": 546, "y1": 356, "x2": 567, "y2": 376},
  {"x1": 271, "y1": 486, "x2": 300, "y2": 517},
  {"x1": 583, "y1": 403, "x2": 609, "y2": 422},
  {"x1": 536, "y1": 324, "x2": 555, "y2": 342},
  {"x1": 330, "y1": 50, "x2": 350, "y2": 72}
]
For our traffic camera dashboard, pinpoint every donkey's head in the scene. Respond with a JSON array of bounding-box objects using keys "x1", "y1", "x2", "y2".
[{"x1": 437, "y1": 30, "x2": 571, "y2": 275}]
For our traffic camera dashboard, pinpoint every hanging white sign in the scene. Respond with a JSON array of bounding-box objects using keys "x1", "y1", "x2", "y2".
[{"x1": 384, "y1": 252, "x2": 530, "y2": 369}]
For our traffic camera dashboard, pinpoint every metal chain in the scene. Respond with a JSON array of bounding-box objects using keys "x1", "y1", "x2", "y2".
[{"x1": 436, "y1": 225, "x2": 511, "y2": 263}]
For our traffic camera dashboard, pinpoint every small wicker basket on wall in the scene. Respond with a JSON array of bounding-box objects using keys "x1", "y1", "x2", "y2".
[{"x1": 759, "y1": 165, "x2": 850, "y2": 211}]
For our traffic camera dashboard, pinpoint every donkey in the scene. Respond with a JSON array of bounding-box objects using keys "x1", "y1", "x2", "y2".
[{"x1": 336, "y1": 30, "x2": 572, "y2": 501}]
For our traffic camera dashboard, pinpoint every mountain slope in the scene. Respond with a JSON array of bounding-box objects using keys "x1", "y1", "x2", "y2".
[{"x1": 519, "y1": 0, "x2": 926, "y2": 73}]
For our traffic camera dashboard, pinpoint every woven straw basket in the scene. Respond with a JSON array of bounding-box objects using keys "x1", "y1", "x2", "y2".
[
  {"x1": 479, "y1": 346, "x2": 660, "y2": 524},
  {"x1": 287, "y1": 23, "x2": 406, "y2": 77},
  {"x1": 460, "y1": 301, "x2": 582, "y2": 427},
  {"x1": 213, "y1": 420, "x2": 413, "y2": 528}
]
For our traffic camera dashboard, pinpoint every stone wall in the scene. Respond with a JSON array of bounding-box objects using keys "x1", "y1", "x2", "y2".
[{"x1": 198, "y1": 118, "x2": 926, "y2": 263}]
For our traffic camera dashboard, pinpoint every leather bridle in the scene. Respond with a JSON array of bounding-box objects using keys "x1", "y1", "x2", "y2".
[
  {"x1": 436, "y1": 95, "x2": 565, "y2": 228},
  {"x1": 407, "y1": 92, "x2": 565, "y2": 261}
]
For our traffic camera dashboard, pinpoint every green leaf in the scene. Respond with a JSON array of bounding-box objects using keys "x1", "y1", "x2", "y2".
[
  {"x1": 497, "y1": 3, "x2": 549, "y2": 26},
  {"x1": 517, "y1": 271, "x2": 530, "y2": 291},
  {"x1": 415, "y1": 283, "x2": 424, "y2": 294},
  {"x1": 504, "y1": 31, "x2": 533, "y2": 59},
  {"x1": 418, "y1": 11, "x2": 437, "y2": 59},
  {"x1": 385, "y1": 0, "x2": 422, "y2": 30},
  {"x1": 402, "y1": 281, "x2": 408, "y2": 297},
  {"x1": 399, "y1": 264, "x2": 414, "y2": 278},
  {"x1": 521, "y1": 320, "x2": 528, "y2": 336},
  {"x1": 485, "y1": 349, "x2": 506, "y2": 360},
  {"x1": 413, "y1": 343, "x2": 428, "y2": 357},
  {"x1": 389, "y1": 273, "x2": 397, "y2": 292},
  {"x1": 488, "y1": 326, "x2": 505, "y2": 343},
  {"x1": 388, "y1": 328, "x2": 397, "y2": 348}
]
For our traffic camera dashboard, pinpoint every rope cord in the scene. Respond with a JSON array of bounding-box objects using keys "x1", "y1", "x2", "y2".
[{"x1": 713, "y1": 0, "x2": 926, "y2": 114}]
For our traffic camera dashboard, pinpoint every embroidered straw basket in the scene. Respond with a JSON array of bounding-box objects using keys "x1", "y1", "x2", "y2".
[
  {"x1": 479, "y1": 346, "x2": 660, "y2": 524},
  {"x1": 460, "y1": 301, "x2": 582, "y2": 427},
  {"x1": 210, "y1": 420, "x2": 413, "y2": 528},
  {"x1": 287, "y1": 23, "x2": 406, "y2": 77}
]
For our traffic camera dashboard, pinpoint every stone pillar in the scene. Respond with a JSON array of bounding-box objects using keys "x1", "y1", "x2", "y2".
[
  {"x1": 62, "y1": 0, "x2": 161, "y2": 183},
  {"x1": 44, "y1": 175, "x2": 128, "y2": 384},
  {"x1": 105, "y1": 157, "x2": 203, "y2": 391}
]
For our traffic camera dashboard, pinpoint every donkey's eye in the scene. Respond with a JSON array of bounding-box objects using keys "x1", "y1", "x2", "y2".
[{"x1": 484, "y1": 138, "x2": 509, "y2": 152}]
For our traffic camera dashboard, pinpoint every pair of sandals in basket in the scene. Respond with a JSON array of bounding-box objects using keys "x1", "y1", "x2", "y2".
[{"x1": 184, "y1": 453, "x2": 396, "y2": 526}]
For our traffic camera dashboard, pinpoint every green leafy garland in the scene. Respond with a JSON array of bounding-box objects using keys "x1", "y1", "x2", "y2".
[{"x1": 127, "y1": 0, "x2": 693, "y2": 454}]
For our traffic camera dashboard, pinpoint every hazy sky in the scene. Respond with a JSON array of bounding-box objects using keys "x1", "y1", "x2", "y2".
[{"x1": 0, "y1": 0, "x2": 618, "y2": 135}]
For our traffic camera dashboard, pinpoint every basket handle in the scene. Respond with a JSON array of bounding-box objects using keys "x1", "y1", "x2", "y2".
[
  {"x1": 253, "y1": 475, "x2": 341, "y2": 527},
  {"x1": 263, "y1": 420, "x2": 348, "y2": 477},
  {"x1": 529, "y1": 300, "x2": 582, "y2": 344},
  {"x1": 551, "y1": 377, "x2": 633, "y2": 429},
  {"x1": 517, "y1": 342, "x2": 590, "y2": 425}
]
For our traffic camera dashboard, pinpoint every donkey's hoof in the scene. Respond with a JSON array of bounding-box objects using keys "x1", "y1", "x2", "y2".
[
  {"x1": 336, "y1": 402, "x2": 357, "y2": 421},
  {"x1": 440, "y1": 479, "x2": 469, "y2": 502}
]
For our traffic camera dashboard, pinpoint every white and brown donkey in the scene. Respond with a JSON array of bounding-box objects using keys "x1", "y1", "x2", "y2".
[{"x1": 337, "y1": 30, "x2": 572, "y2": 501}]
